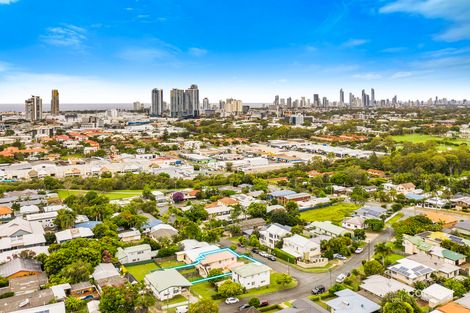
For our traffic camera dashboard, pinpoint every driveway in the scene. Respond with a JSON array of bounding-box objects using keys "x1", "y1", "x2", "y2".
[{"x1": 219, "y1": 228, "x2": 393, "y2": 312}]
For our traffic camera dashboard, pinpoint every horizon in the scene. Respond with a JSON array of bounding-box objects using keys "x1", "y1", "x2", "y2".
[{"x1": 1, "y1": 0, "x2": 470, "y2": 104}]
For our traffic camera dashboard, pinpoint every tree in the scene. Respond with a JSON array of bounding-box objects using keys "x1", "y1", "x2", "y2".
[
  {"x1": 54, "y1": 209, "x2": 77, "y2": 230},
  {"x1": 381, "y1": 290, "x2": 421, "y2": 313},
  {"x1": 444, "y1": 278, "x2": 467, "y2": 297},
  {"x1": 142, "y1": 185, "x2": 155, "y2": 200},
  {"x1": 172, "y1": 192, "x2": 185, "y2": 203},
  {"x1": 54, "y1": 260, "x2": 93, "y2": 284},
  {"x1": 353, "y1": 229, "x2": 366, "y2": 240},
  {"x1": 188, "y1": 299, "x2": 218, "y2": 313},
  {"x1": 365, "y1": 219, "x2": 384, "y2": 232},
  {"x1": 218, "y1": 280, "x2": 244, "y2": 297},
  {"x1": 99, "y1": 283, "x2": 155, "y2": 313},
  {"x1": 350, "y1": 186, "x2": 369, "y2": 204},
  {"x1": 275, "y1": 273, "x2": 293, "y2": 287},
  {"x1": 247, "y1": 203, "x2": 267, "y2": 218},
  {"x1": 248, "y1": 298, "x2": 260, "y2": 308},
  {"x1": 363, "y1": 260, "x2": 384, "y2": 276},
  {"x1": 65, "y1": 296, "x2": 85, "y2": 312}
]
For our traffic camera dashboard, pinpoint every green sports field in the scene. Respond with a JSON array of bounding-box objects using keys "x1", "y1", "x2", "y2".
[{"x1": 57, "y1": 189, "x2": 143, "y2": 200}]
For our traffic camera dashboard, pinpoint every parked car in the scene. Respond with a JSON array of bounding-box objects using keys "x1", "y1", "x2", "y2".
[
  {"x1": 175, "y1": 306, "x2": 189, "y2": 313},
  {"x1": 311, "y1": 285, "x2": 326, "y2": 295},
  {"x1": 259, "y1": 300, "x2": 269, "y2": 307},
  {"x1": 239, "y1": 304, "x2": 251, "y2": 310},
  {"x1": 267, "y1": 255, "x2": 277, "y2": 261},
  {"x1": 355, "y1": 247, "x2": 364, "y2": 254},
  {"x1": 226, "y1": 297, "x2": 240, "y2": 304},
  {"x1": 333, "y1": 253, "x2": 347, "y2": 260},
  {"x1": 336, "y1": 273, "x2": 347, "y2": 283},
  {"x1": 259, "y1": 251, "x2": 269, "y2": 258},
  {"x1": 251, "y1": 248, "x2": 259, "y2": 254}
]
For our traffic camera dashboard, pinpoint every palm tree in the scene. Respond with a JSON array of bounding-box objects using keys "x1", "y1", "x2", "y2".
[
  {"x1": 54, "y1": 209, "x2": 77, "y2": 230},
  {"x1": 375, "y1": 242, "x2": 392, "y2": 266}
]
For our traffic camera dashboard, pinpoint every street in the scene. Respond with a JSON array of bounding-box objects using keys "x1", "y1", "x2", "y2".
[{"x1": 219, "y1": 228, "x2": 393, "y2": 312}]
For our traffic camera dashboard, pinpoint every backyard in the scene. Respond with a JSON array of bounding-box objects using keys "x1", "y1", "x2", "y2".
[
  {"x1": 300, "y1": 202, "x2": 360, "y2": 224},
  {"x1": 124, "y1": 261, "x2": 159, "y2": 281}
]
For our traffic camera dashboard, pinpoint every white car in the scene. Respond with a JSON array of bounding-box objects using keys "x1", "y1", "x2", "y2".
[
  {"x1": 175, "y1": 306, "x2": 189, "y2": 313},
  {"x1": 336, "y1": 273, "x2": 347, "y2": 283},
  {"x1": 355, "y1": 247, "x2": 364, "y2": 254},
  {"x1": 225, "y1": 297, "x2": 240, "y2": 304},
  {"x1": 259, "y1": 251, "x2": 269, "y2": 258}
]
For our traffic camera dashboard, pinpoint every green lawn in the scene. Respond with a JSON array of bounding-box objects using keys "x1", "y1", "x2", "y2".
[
  {"x1": 392, "y1": 134, "x2": 470, "y2": 150},
  {"x1": 161, "y1": 294, "x2": 188, "y2": 306},
  {"x1": 190, "y1": 281, "x2": 218, "y2": 300},
  {"x1": 386, "y1": 253, "x2": 405, "y2": 264},
  {"x1": 57, "y1": 189, "x2": 143, "y2": 200},
  {"x1": 125, "y1": 261, "x2": 159, "y2": 281},
  {"x1": 157, "y1": 259, "x2": 185, "y2": 269},
  {"x1": 190, "y1": 273, "x2": 297, "y2": 301},
  {"x1": 386, "y1": 212, "x2": 404, "y2": 226},
  {"x1": 300, "y1": 203, "x2": 360, "y2": 224}
]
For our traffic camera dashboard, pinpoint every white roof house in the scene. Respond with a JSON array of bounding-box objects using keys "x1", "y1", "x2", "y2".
[
  {"x1": 360, "y1": 275, "x2": 414, "y2": 298},
  {"x1": 92, "y1": 263, "x2": 120, "y2": 281},
  {"x1": 388, "y1": 258, "x2": 435, "y2": 285},
  {"x1": 421, "y1": 283, "x2": 454, "y2": 308},
  {"x1": 325, "y1": 289, "x2": 381, "y2": 313},
  {"x1": 176, "y1": 244, "x2": 220, "y2": 264},
  {"x1": 0, "y1": 217, "x2": 46, "y2": 254},
  {"x1": 308, "y1": 221, "x2": 349, "y2": 237},
  {"x1": 259, "y1": 223, "x2": 292, "y2": 249},
  {"x1": 55, "y1": 227, "x2": 94, "y2": 244},
  {"x1": 282, "y1": 234, "x2": 321, "y2": 262}
]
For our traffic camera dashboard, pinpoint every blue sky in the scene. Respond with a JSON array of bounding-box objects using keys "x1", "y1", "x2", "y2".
[{"x1": 0, "y1": 0, "x2": 469, "y2": 104}]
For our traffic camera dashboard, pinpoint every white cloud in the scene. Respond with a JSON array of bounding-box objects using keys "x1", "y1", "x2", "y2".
[
  {"x1": 41, "y1": 24, "x2": 87, "y2": 49},
  {"x1": 305, "y1": 46, "x2": 317, "y2": 52},
  {"x1": 391, "y1": 71, "x2": 413, "y2": 78},
  {"x1": 381, "y1": 47, "x2": 407, "y2": 53},
  {"x1": 278, "y1": 78, "x2": 288, "y2": 83},
  {"x1": 380, "y1": 0, "x2": 470, "y2": 41},
  {"x1": 0, "y1": 0, "x2": 18, "y2": 4},
  {"x1": 352, "y1": 72, "x2": 382, "y2": 80},
  {"x1": 188, "y1": 48, "x2": 207, "y2": 57},
  {"x1": 118, "y1": 48, "x2": 173, "y2": 62},
  {"x1": 342, "y1": 39, "x2": 369, "y2": 48}
]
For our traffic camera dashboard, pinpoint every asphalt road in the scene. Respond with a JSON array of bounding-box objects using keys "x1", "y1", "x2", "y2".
[{"x1": 219, "y1": 227, "x2": 393, "y2": 312}]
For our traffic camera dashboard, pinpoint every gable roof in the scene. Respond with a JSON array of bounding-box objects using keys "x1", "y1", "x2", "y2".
[
  {"x1": 231, "y1": 263, "x2": 271, "y2": 277},
  {"x1": 325, "y1": 289, "x2": 381, "y2": 313},
  {"x1": 0, "y1": 258, "x2": 42, "y2": 278},
  {"x1": 145, "y1": 269, "x2": 191, "y2": 292}
]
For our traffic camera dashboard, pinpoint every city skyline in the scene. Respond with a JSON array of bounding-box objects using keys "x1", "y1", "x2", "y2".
[{"x1": 1, "y1": 0, "x2": 470, "y2": 104}]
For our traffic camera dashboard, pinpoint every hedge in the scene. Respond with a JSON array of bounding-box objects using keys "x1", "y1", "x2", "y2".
[
  {"x1": 273, "y1": 248, "x2": 296, "y2": 264},
  {"x1": 259, "y1": 304, "x2": 281, "y2": 312}
]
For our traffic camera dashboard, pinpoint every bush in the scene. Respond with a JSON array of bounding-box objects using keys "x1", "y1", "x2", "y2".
[
  {"x1": 273, "y1": 248, "x2": 296, "y2": 264},
  {"x1": 0, "y1": 291, "x2": 14, "y2": 299},
  {"x1": 249, "y1": 298, "x2": 260, "y2": 308},
  {"x1": 259, "y1": 304, "x2": 281, "y2": 312}
]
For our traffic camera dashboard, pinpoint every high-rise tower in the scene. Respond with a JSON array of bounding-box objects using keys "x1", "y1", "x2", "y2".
[
  {"x1": 51, "y1": 89, "x2": 59, "y2": 115},
  {"x1": 25, "y1": 96, "x2": 43, "y2": 121},
  {"x1": 151, "y1": 88, "x2": 164, "y2": 116}
]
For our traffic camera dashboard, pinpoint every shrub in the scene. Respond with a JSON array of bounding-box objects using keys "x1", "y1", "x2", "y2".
[
  {"x1": 0, "y1": 291, "x2": 14, "y2": 299},
  {"x1": 273, "y1": 248, "x2": 296, "y2": 264}
]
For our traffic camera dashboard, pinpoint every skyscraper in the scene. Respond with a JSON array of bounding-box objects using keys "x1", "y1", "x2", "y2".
[
  {"x1": 51, "y1": 89, "x2": 59, "y2": 115},
  {"x1": 274, "y1": 95, "x2": 280, "y2": 107},
  {"x1": 25, "y1": 96, "x2": 43, "y2": 121},
  {"x1": 202, "y1": 97, "x2": 210, "y2": 110},
  {"x1": 184, "y1": 84, "x2": 200, "y2": 117},
  {"x1": 224, "y1": 98, "x2": 242, "y2": 113},
  {"x1": 361, "y1": 89, "x2": 367, "y2": 107},
  {"x1": 371, "y1": 88, "x2": 375, "y2": 105},
  {"x1": 286, "y1": 97, "x2": 292, "y2": 108},
  {"x1": 313, "y1": 94, "x2": 320, "y2": 107},
  {"x1": 151, "y1": 88, "x2": 164, "y2": 116},
  {"x1": 170, "y1": 89, "x2": 185, "y2": 118},
  {"x1": 339, "y1": 88, "x2": 344, "y2": 104}
]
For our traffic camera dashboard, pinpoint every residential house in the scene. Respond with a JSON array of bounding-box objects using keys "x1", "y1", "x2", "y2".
[
  {"x1": 0, "y1": 206, "x2": 13, "y2": 220},
  {"x1": 342, "y1": 216, "x2": 366, "y2": 230},
  {"x1": 176, "y1": 244, "x2": 220, "y2": 264},
  {"x1": 19, "y1": 205, "x2": 40, "y2": 216},
  {"x1": 55, "y1": 227, "x2": 94, "y2": 244},
  {"x1": 10, "y1": 303, "x2": 66, "y2": 313},
  {"x1": 308, "y1": 221, "x2": 349, "y2": 237},
  {"x1": 268, "y1": 190, "x2": 297, "y2": 201},
  {"x1": 25, "y1": 212, "x2": 57, "y2": 229},
  {"x1": 149, "y1": 223, "x2": 178, "y2": 241},
  {"x1": 451, "y1": 196, "x2": 470, "y2": 211},
  {"x1": 259, "y1": 223, "x2": 292, "y2": 249},
  {"x1": 432, "y1": 302, "x2": 470, "y2": 313},
  {"x1": 353, "y1": 206, "x2": 387, "y2": 220},
  {"x1": 429, "y1": 246, "x2": 466, "y2": 265},
  {"x1": 0, "y1": 217, "x2": 46, "y2": 255},
  {"x1": 70, "y1": 281, "x2": 99, "y2": 301},
  {"x1": 0, "y1": 258, "x2": 42, "y2": 279},
  {"x1": 367, "y1": 169, "x2": 385, "y2": 178},
  {"x1": 360, "y1": 275, "x2": 414, "y2": 299},
  {"x1": 116, "y1": 244, "x2": 156, "y2": 264},
  {"x1": 118, "y1": 229, "x2": 141, "y2": 242},
  {"x1": 454, "y1": 220, "x2": 470, "y2": 236},
  {"x1": 387, "y1": 258, "x2": 435, "y2": 285},
  {"x1": 403, "y1": 234, "x2": 434, "y2": 255},
  {"x1": 282, "y1": 234, "x2": 326, "y2": 264},
  {"x1": 396, "y1": 182, "x2": 416, "y2": 194},
  {"x1": 325, "y1": 288, "x2": 381, "y2": 313},
  {"x1": 92, "y1": 263, "x2": 126, "y2": 291},
  {"x1": 423, "y1": 212, "x2": 458, "y2": 228},
  {"x1": 421, "y1": 284, "x2": 454, "y2": 308},
  {"x1": 145, "y1": 269, "x2": 192, "y2": 300},
  {"x1": 141, "y1": 213, "x2": 162, "y2": 233},
  {"x1": 197, "y1": 250, "x2": 238, "y2": 277},
  {"x1": 231, "y1": 263, "x2": 271, "y2": 290},
  {"x1": 407, "y1": 253, "x2": 460, "y2": 279}
]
